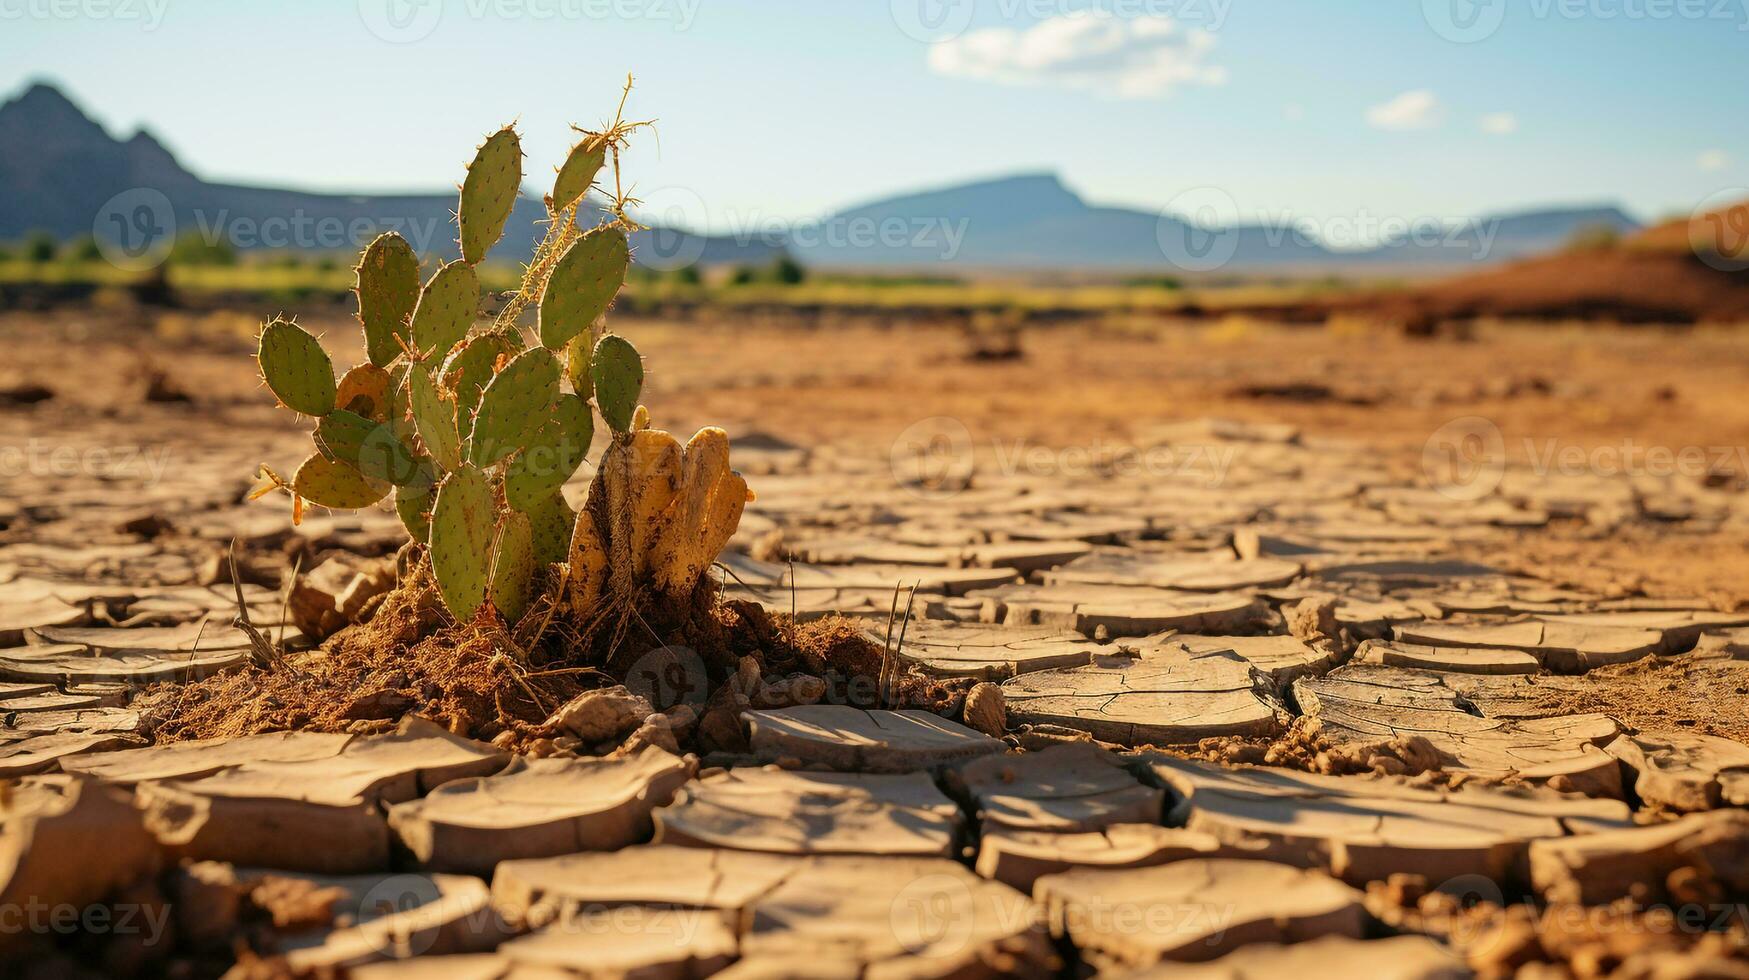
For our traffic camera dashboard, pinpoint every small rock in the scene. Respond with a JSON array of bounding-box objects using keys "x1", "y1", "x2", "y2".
[
  {"x1": 341, "y1": 688, "x2": 414, "y2": 721},
  {"x1": 697, "y1": 696, "x2": 751, "y2": 755},
  {"x1": 963, "y1": 682, "x2": 1006, "y2": 737},
  {"x1": 751, "y1": 673, "x2": 828, "y2": 709},
  {"x1": 624, "y1": 713, "x2": 681, "y2": 755},
  {"x1": 546, "y1": 686, "x2": 653, "y2": 744}
]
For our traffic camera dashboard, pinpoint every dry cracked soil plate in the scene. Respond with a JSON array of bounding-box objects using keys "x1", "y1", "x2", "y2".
[
  {"x1": 970, "y1": 582, "x2": 1268, "y2": 637},
  {"x1": 743, "y1": 704, "x2": 1003, "y2": 772},
  {"x1": 1045, "y1": 552, "x2": 1303, "y2": 592},
  {"x1": 872, "y1": 620, "x2": 1104, "y2": 680},
  {"x1": 1001, "y1": 649, "x2": 1284, "y2": 745},
  {"x1": 388, "y1": 747, "x2": 695, "y2": 875},
  {"x1": 1527, "y1": 809, "x2": 1749, "y2": 906},
  {"x1": 176, "y1": 864, "x2": 507, "y2": 973},
  {"x1": 652, "y1": 766, "x2": 962, "y2": 857},
  {"x1": 949, "y1": 742, "x2": 1163, "y2": 834},
  {"x1": 0, "y1": 774, "x2": 160, "y2": 951},
  {"x1": 1119, "y1": 935, "x2": 1470, "y2": 980},
  {"x1": 1141, "y1": 753, "x2": 1631, "y2": 885},
  {"x1": 1355, "y1": 638, "x2": 1541, "y2": 675},
  {"x1": 1034, "y1": 858, "x2": 1366, "y2": 970},
  {"x1": 1392, "y1": 620, "x2": 1663, "y2": 673},
  {"x1": 1294, "y1": 663, "x2": 1623, "y2": 792},
  {"x1": 487, "y1": 847, "x2": 1054, "y2": 977},
  {"x1": 121, "y1": 720, "x2": 507, "y2": 873},
  {"x1": 1163, "y1": 634, "x2": 1342, "y2": 691},
  {"x1": 975, "y1": 823, "x2": 1224, "y2": 892},
  {"x1": 1603, "y1": 730, "x2": 1749, "y2": 812}
]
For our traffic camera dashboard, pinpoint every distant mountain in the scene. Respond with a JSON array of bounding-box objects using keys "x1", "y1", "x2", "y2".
[
  {"x1": 787, "y1": 173, "x2": 1642, "y2": 273},
  {"x1": 0, "y1": 82, "x2": 777, "y2": 267},
  {"x1": 0, "y1": 82, "x2": 1643, "y2": 275}
]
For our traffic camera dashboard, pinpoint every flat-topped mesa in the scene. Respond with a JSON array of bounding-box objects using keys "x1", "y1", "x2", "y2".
[{"x1": 248, "y1": 81, "x2": 751, "y2": 644}]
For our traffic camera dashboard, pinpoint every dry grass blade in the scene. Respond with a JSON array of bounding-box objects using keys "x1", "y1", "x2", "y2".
[{"x1": 226, "y1": 539, "x2": 281, "y2": 672}]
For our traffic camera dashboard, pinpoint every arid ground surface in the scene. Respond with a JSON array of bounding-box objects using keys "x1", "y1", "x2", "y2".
[{"x1": 4, "y1": 306, "x2": 1749, "y2": 977}]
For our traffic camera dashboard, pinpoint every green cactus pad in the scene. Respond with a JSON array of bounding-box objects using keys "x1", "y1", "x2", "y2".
[
  {"x1": 466, "y1": 347, "x2": 560, "y2": 467},
  {"x1": 489, "y1": 510, "x2": 536, "y2": 623},
  {"x1": 394, "y1": 458, "x2": 439, "y2": 541},
  {"x1": 538, "y1": 225, "x2": 629, "y2": 350},
  {"x1": 292, "y1": 453, "x2": 388, "y2": 509},
  {"x1": 409, "y1": 367, "x2": 462, "y2": 471},
  {"x1": 459, "y1": 127, "x2": 522, "y2": 266},
  {"x1": 316, "y1": 409, "x2": 423, "y2": 485},
  {"x1": 355, "y1": 233, "x2": 420, "y2": 366},
  {"x1": 428, "y1": 464, "x2": 495, "y2": 620},
  {"x1": 590, "y1": 334, "x2": 643, "y2": 433},
  {"x1": 520, "y1": 489, "x2": 575, "y2": 565},
  {"x1": 258, "y1": 318, "x2": 336, "y2": 417},
  {"x1": 564, "y1": 333, "x2": 594, "y2": 402},
  {"x1": 551, "y1": 137, "x2": 606, "y2": 212},
  {"x1": 409, "y1": 261, "x2": 480, "y2": 360},
  {"x1": 503, "y1": 392, "x2": 593, "y2": 511},
  {"x1": 440, "y1": 330, "x2": 524, "y2": 421}
]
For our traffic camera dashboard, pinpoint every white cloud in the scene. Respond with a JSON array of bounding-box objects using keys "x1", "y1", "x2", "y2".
[
  {"x1": 1700, "y1": 150, "x2": 1730, "y2": 172},
  {"x1": 927, "y1": 11, "x2": 1226, "y2": 99},
  {"x1": 1366, "y1": 90, "x2": 1442, "y2": 131},
  {"x1": 1480, "y1": 112, "x2": 1518, "y2": 136}
]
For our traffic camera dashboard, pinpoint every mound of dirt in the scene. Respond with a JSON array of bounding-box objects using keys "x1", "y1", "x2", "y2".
[{"x1": 1326, "y1": 199, "x2": 1749, "y2": 329}]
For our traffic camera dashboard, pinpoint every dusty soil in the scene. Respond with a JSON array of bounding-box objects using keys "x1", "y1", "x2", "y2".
[{"x1": 10, "y1": 304, "x2": 1744, "y2": 600}]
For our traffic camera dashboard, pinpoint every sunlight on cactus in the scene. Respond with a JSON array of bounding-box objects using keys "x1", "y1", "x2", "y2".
[{"x1": 250, "y1": 78, "x2": 751, "y2": 643}]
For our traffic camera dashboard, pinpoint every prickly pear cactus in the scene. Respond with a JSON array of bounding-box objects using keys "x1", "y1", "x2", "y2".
[
  {"x1": 293, "y1": 453, "x2": 387, "y2": 509},
  {"x1": 540, "y1": 226, "x2": 630, "y2": 349},
  {"x1": 590, "y1": 334, "x2": 643, "y2": 434},
  {"x1": 252, "y1": 80, "x2": 754, "y2": 636},
  {"x1": 429, "y1": 465, "x2": 495, "y2": 620},
  {"x1": 551, "y1": 136, "x2": 606, "y2": 213},
  {"x1": 459, "y1": 127, "x2": 522, "y2": 266},
  {"x1": 410, "y1": 261, "x2": 480, "y2": 361},
  {"x1": 466, "y1": 347, "x2": 560, "y2": 468},
  {"x1": 489, "y1": 510, "x2": 537, "y2": 624},
  {"x1": 258, "y1": 318, "x2": 336, "y2": 417},
  {"x1": 355, "y1": 233, "x2": 421, "y2": 367}
]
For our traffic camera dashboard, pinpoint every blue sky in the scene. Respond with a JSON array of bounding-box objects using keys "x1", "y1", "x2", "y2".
[{"x1": 5, "y1": 0, "x2": 1745, "y2": 237}]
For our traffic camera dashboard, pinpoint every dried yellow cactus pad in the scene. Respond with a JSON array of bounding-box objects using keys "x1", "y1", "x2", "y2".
[
  {"x1": 627, "y1": 429, "x2": 682, "y2": 576},
  {"x1": 565, "y1": 506, "x2": 609, "y2": 616},
  {"x1": 652, "y1": 427, "x2": 752, "y2": 597}
]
